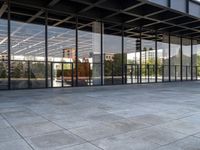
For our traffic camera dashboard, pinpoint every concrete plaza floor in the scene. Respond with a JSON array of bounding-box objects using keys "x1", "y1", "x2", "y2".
[{"x1": 0, "y1": 82, "x2": 200, "y2": 150}]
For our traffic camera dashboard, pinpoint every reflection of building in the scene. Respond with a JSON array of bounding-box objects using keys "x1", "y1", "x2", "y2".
[
  {"x1": 104, "y1": 53, "x2": 114, "y2": 61},
  {"x1": 0, "y1": 53, "x2": 8, "y2": 61},
  {"x1": 63, "y1": 48, "x2": 76, "y2": 60},
  {"x1": 127, "y1": 49, "x2": 164, "y2": 64}
]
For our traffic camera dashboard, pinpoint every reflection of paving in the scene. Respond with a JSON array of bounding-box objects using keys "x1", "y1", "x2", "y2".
[{"x1": 0, "y1": 81, "x2": 200, "y2": 149}]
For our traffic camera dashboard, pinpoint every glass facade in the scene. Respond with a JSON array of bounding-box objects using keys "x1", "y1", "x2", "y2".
[
  {"x1": 182, "y1": 38, "x2": 191, "y2": 80},
  {"x1": 193, "y1": 40, "x2": 200, "y2": 80},
  {"x1": 141, "y1": 32, "x2": 156, "y2": 83},
  {"x1": 157, "y1": 34, "x2": 169, "y2": 82},
  {"x1": 103, "y1": 33, "x2": 122, "y2": 85},
  {"x1": 170, "y1": 36, "x2": 181, "y2": 81},
  {"x1": 0, "y1": 1, "x2": 8, "y2": 90},
  {"x1": 48, "y1": 15, "x2": 76, "y2": 88},
  {"x1": 0, "y1": 1, "x2": 200, "y2": 90},
  {"x1": 124, "y1": 35, "x2": 138, "y2": 84}
]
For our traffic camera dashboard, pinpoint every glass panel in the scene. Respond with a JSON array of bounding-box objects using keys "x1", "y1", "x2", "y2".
[
  {"x1": 51, "y1": 62, "x2": 62, "y2": 87},
  {"x1": 171, "y1": 0, "x2": 186, "y2": 13},
  {"x1": 124, "y1": 32, "x2": 139, "y2": 84},
  {"x1": 182, "y1": 38, "x2": 191, "y2": 80},
  {"x1": 48, "y1": 14, "x2": 75, "y2": 87},
  {"x1": 11, "y1": 60, "x2": 28, "y2": 89},
  {"x1": 29, "y1": 61, "x2": 45, "y2": 88},
  {"x1": 193, "y1": 40, "x2": 200, "y2": 80},
  {"x1": 141, "y1": 32, "x2": 156, "y2": 83},
  {"x1": 0, "y1": 1, "x2": 8, "y2": 89},
  {"x1": 104, "y1": 28, "x2": 122, "y2": 85},
  {"x1": 170, "y1": 36, "x2": 181, "y2": 81},
  {"x1": 78, "y1": 18, "x2": 101, "y2": 86},
  {"x1": 63, "y1": 63, "x2": 73, "y2": 87},
  {"x1": 10, "y1": 5, "x2": 45, "y2": 89},
  {"x1": 157, "y1": 34, "x2": 169, "y2": 82},
  {"x1": 148, "y1": 0, "x2": 168, "y2": 6},
  {"x1": 189, "y1": 1, "x2": 200, "y2": 17}
]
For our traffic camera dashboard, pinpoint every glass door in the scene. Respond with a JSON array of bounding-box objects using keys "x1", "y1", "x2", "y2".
[{"x1": 51, "y1": 62, "x2": 73, "y2": 88}]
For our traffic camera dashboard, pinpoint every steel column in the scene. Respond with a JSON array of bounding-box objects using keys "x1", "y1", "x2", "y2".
[
  {"x1": 139, "y1": 28, "x2": 142, "y2": 83},
  {"x1": 180, "y1": 37, "x2": 183, "y2": 81},
  {"x1": 191, "y1": 38, "x2": 193, "y2": 80},
  {"x1": 168, "y1": 34, "x2": 171, "y2": 82},
  {"x1": 121, "y1": 25, "x2": 124, "y2": 84},
  {"x1": 75, "y1": 16, "x2": 78, "y2": 86},
  {"x1": 7, "y1": 0, "x2": 11, "y2": 90},
  {"x1": 45, "y1": 10, "x2": 48, "y2": 88},
  {"x1": 155, "y1": 31, "x2": 158, "y2": 83},
  {"x1": 100, "y1": 21, "x2": 103, "y2": 85}
]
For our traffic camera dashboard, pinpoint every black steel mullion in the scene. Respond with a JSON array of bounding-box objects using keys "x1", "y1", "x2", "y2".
[
  {"x1": 147, "y1": 64, "x2": 150, "y2": 83},
  {"x1": 191, "y1": 38, "x2": 193, "y2": 80},
  {"x1": 61, "y1": 63, "x2": 64, "y2": 87},
  {"x1": 100, "y1": 21, "x2": 103, "y2": 85},
  {"x1": 131, "y1": 65, "x2": 133, "y2": 84},
  {"x1": 121, "y1": 25, "x2": 124, "y2": 84},
  {"x1": 186, "y1": 66, "x2": 188, "y2": 81},
  {"x1": 45, "y1": 10, "x2": 48, "y2": 88},
  {"x1": 155, "y1": 31, "x2": 158, "y2": 83},
  {"x1": 168, "y1": 0, "x2": 171, "y2": 7},
  {"x1": 112, "y1": 63, "x2": 114, "y2": 85},
  {"x1": 169, "y1": 34, "x2": 171, "y2": 82},
  {"x1": 75, "y1": 17, "x2": 78, "y2": 86},
  {"x1": 88, "y1": 63, "x2": 91, "y2": 86},
  {"x1": 162, "y1": 65, "x2": 164, "y2": 82},
  {"x1": 71, "y1": 63, "x2": 74, "y2": 87},
  {"x1": 139, "y1": 28, "x2": 142, "y2": 83},
  {"x1": 51, "y1": 62, "x2": 53, "y2": 87},
  {"x1": 7, "y1": 0, "x2": 11, "y2": 90},
  {"x1": 180, "y1": 36, "x2": 183, "y2": 81},
  {"x1": 186, "y1": 0, "x2": 189, "y2": 13},
  {"x1": 175, "y1": 65, "x2": 177, "y2": 81},
  {"x1": 28, "y1": 61, "x2": 30, "y2": 88}
]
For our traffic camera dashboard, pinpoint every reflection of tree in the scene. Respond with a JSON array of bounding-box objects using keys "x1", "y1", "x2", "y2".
[
  {"x1": 141, "y1": 57, "x2": 163, "y2": 76},
  {"x1": 197, "y1": 55, "x2": 200, "y2": 76},
  {"x1": 31, "y1": 63, "x2": 45, "y2": 78},
  {"x1": 0, "y1": 62, "x2": 7, "y2": 78},
  {"x1": 13, "y1": 62, "x2": 26, "y2": 78},
  {"x1": 104, "y1": 54, "x2": 122, "y2": 76}
]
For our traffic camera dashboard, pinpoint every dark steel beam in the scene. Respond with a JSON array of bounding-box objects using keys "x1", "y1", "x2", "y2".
[
  {"x1": 47, "y1": 0, "x2": 61, "y2": 8},
  {"x1": 0, "y1": 1, "x2": 7, "y2": 17},
  {"x1": 53, "y1": 0, "x2": 106, "y2": 27}
]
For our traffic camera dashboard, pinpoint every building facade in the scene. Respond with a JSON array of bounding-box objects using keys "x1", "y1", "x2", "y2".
[{"x1": 0, "y1": 0, "x2": 200, "y2": 90}]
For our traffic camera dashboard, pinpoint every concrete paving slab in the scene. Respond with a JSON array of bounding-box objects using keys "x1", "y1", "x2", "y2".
[
  {"x1": 0, "y1": 139, "x2": 32, "y2": 150},
  {"x1": 14, "y1": 121, "x2": 62, "y2": 137},
  {"x1": 0, "y1": 119, "x2": 10, "y2": 129},
  {"x1": 156, "y1": 136, "x2": 200, "y2": 150},
  {"x1": 26, "y1": 130, "x2": 85, "y2": 150},
  {"x1": 0, "y1": 127, "x2": 21, "y2": 142},
  {"x1": 58, "y1": 143, "x2": 101, "y2": 150},
  {"x1": 0, "y1": 82, "x2": 200, "y2": 149}
]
